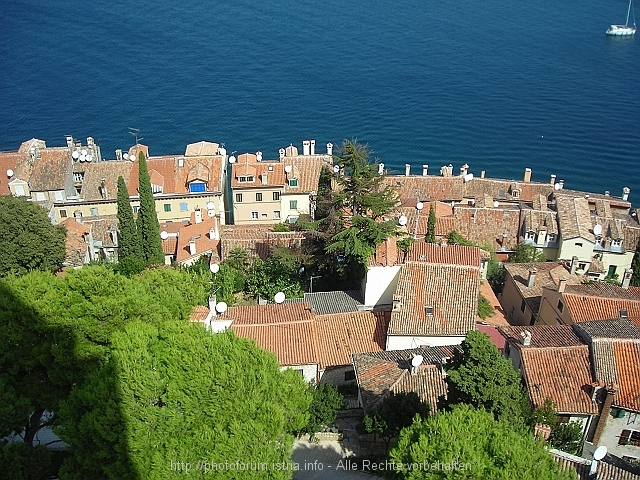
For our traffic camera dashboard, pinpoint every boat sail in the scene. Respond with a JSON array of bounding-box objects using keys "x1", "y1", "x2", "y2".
[{"x1": 606, "y1": 0, "x2": 637, "y2": 35}]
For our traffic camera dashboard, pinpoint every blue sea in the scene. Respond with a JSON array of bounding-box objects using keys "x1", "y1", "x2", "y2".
[{"x1": 1, "y1": 0, "x2": 638, "y2": 198}]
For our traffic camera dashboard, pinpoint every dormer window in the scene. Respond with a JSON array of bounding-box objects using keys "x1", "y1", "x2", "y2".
[
  {"x1": 151, "y1": 183, "x2": 163, "y2": 193},
  {"x1": 547, "y1": 233, "x2": 556, "y2": 243},
  {"x1": 512, "y1": 189, "x2": 520, "y2": 199},
  {"x1": 595, "y1": 237, "x2": 603, "y2": 246},
  {"x1": 525, "y1": 231, "x2": 536, "y2": 241},
  {"x1": 611, "y1": 239, "x2": 623, "y2": 247},
  {"x1": 188, "y1": 181, "x2": 206, "y2": 193},
  {"x1": 425, "y1": 306, "x2": 434, "y2": 316},
  {"x1": 238, "y1": 175, "x2": 254, "y2": 183},
  {"x1": 288, "y1": 178, "x2": 299, "y2": 187},
  {"x1": 74, "y1": 172, "x2": 84, "y2": 183}
]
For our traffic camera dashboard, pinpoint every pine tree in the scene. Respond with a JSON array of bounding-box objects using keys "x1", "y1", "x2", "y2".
[
  {"x1": 116, "y1": 176, "x2": 142, "y2": 262},
  {"x1": 136, "y1": 152, "x2": 164, "y2": 264},
  {"x1": 426, "y1": 204, "x2": 436, "y2": 243},
  {"x1": 631, "y1": 243, "x2": 640, "y2": 287}
]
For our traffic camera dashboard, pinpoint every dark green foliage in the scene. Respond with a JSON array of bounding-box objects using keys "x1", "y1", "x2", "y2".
[
  {"x1": 0, "y1": 442, "x2": 53, "y2": 480},
  {"x1": 273, "y1": 222, "x2": 290, "y2": 232},
  {"x1": 326, "y1": 215, "x2": 397, "y2": 268},
  {"x1": 245, "y1": 256, "x2": 305, "y2": 301},
  {"x1": 509, "y1": 243, "x2": 546, "y2": 263},
  {"x1": 426, "y1": 204, "x2": 436, "y2": 243},
  {"x1": 363, "y1": 392, "x2": 430, "y2": 451},
  {"x1": 487, "y1": 255, "x2": 505, "y2": 293},
  {"x1": 446, "y1": 230, "x2": 475, "y2": 247},
  {"x1": 443, "y1": 331, "x2": 530, "y2": 424},
  {"x1": 58, "y1": 322, "x2": 312, "y2": 479},
  {"x1": 0, "y1": 195, "x2": 66, "y2": 276},
  {"x1": 304, "y1": 383, "x2": 345, "y2": 434},
  {"x1": 549, "y1": 422, "x2": 584, "y2": 455},
  {"x1": 386, "y1": 405, "x2": 574, "y2": 480},
  {"x1": 632, "y1": 242, "x2": 640, "y2": 286},
  {"x1": 397, "y1": 236, "x2": 415, "y2": 253},
  {"x1": 477, "y1": 293, "x2": 494, "y2": 319},
  {"x1": 109, "y1": 255, "x2": 148, "y2": 277},
  {"x1": 135, "y1": 153, "x2": 164, "y2": 264},
  {"x1": 530, "y1": 397, "x2": 558, "y2": 428},
  {"x1": 116, "y1": 176, "x2": 143, "y2": 262}
]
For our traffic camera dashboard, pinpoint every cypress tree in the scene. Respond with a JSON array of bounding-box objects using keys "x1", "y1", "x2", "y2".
[
  {"x1": 136, "y1": 152, "x2": 165, "y2": 264},
  {"x1": 116, "y1": 176, "x2": 143, "y2": 261},
  {"x1": 631, "y1": 243, "x2": 640, "y2": 287},
  {"x1": 426, "y1": 204, "x2": 437, "y2": 243}
]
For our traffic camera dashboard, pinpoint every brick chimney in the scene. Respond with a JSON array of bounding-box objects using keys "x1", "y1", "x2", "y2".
[
  {"x1": 592, "y1": 384, "x2": 618, "y2": 445},
  {"x1": 527, "y1": 268, "x2": 537, "y2": 288},
  {"x1": 558, "y1": 277, "x2": 567, "y2": 293},
  {"x1": 622, "y1": 269, "x2": 633, "y2": 289}
]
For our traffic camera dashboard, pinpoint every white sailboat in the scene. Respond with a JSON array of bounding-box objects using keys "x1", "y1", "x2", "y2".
[{"x1": 606, "y1": 0, "x2": 637, "y2": 35}]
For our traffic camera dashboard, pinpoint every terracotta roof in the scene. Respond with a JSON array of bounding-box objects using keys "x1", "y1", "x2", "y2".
[
  {"x1": 314, "y1": 310, "x2": 389, "y2": 369},
  {"x1": 612, "y1": 341, "x2": 640, "y2": 412},
  {"x1": 477, "y1": 280, "x2": 509, "y2": 327},
  {"x1": 551, "y1": 450, "x2": 591, "y2": 480},
  {"x1": 219, "y1": 229, "x2": 316, "y2": 261},
  {"x1": 562, "y1": 284, "x2": 640, "y2": 324},
  {"x1": 0, "y1": 152, "x2": 21, "y2": 195},
  {"x1": 190, "y1": 305, "x2": 210, "y2": 322},
  {"x1": 60, "y1": 218, "x2": 89, "y2": 267},
  {"x1": 218, "y1": 302, "x2": 315, "y2": 325},
  {"x1": 175, "y1": 215, "x2": 220, "y2": 263},
  {"x1": 184, "y1": 141, "x2": 220, "y2": 157},
  {"x1": 389, "y1": 263, "x2": 479, "y2": 336},
  {"x1": 476, "y1": 324, "x2": 507, "y2": 351},
  {"x1": 624, "y1": 224, "x2": 640, "y2": 251},
  {"x1": 519, "y1": 345, "x2": 598, "y2": 414},
  {"x1": 369, "y1": 237, "x2": 400, "y2": 266},
  {"x1": 282, "y1": 155, "x2": 331, "y2": 193},
  {"x1": 503, "y1": 262, "x2": 582, "y2": 315},
  {"x1": 451, "y1": 203, "x2": 521, "y2": 251},
  {"x1": 574, "y1": 318, "x2": 640, "y2": 340},
  {"x1": 77, "y1": 161, "x2": 134, "y2": 200},
  {"x1": 369, "y1": 238, "x2": 482, "y2": 267},
  {"x1": 162, "y1": 236, "x2": 178, "y2": 256},
  {"x1": 521, "y1": 209, "x2": 559, "y2": 236},
  {"x1": 556, "y1": 195, "x2": 595, "y2": 241},
  {"x1": 83, "y1": 216, "x2": 119, "y2": 247},
  {"x1": 499, "y1": 325, "x2": 585, "y2": 348},
  {"x1": 552, "y1": 449, "x2": 640, "y2": 480},
  {"x1": 230, "y1": 162, "x2": 285, "y2": 189},
  {"x1": 29, "y1": 147, "x2": 71, "y2": 191}
]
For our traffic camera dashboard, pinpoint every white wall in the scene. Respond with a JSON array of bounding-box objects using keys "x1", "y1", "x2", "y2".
[
  {"x1": 386, "y1": 335, "x2": 465, "y2": 351},
  {"x1": 281, "y1": 192, "x2": 310, "y2": 222},
  {"x1": 594, "y1": 408, "x2": 640, "y2": 460},
  {"x1": 282, "y1": 364, "x2": 318, "y2": 384},
  {"x1": 362, "y1": 266, "x2": 402, "y2": 307}
]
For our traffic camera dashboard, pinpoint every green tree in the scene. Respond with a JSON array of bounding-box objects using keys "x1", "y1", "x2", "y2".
[
  {"x1": 442, "y1": 331, "x2": 530, "y2": 423},
  {"x1": 304, "y1": 383, "x2": 345, "y2": 435},
  {"x1": 116, "y1": 175, "x2": 143, "y2": 262},
  {"x1": 245, "y1": 257, "x2": 304, "y2": 301},
  {"x1": 386, "y1": 405, "x2": 574, "y2": 480},
  {"x1": 0, "y1": 195, "x2": 66, "y2": 276},
  {"x1": 446, "y1": 230, "x2": 475, "y2": 247},
  {"x1": 509, "y1": 243, "x2": 546, "y2": 263},
  {"x1": 632, "y1": 242, "x2": 640, "y2": 286},
  {"x1": 136, "y1": 153, "x2": 164, "y2": 264},
  {"x1": 0, "y1": 442, "x2": 54, "y2": 480},
  {"x1": 363, "y1": 392, "x2": 430, "y2": 451},
  {"x1": 57, "y1": 322, "x2": 312, "y2": 479},
  {"x1": 477, "y1": 294, "x2": 494, "y2": 319},
  {"x1": 531, "y1": 398, "x2": 584, "y2": 455},
  {"x1": 426, "y1": 205, "x2": 436, "y2": 243}
]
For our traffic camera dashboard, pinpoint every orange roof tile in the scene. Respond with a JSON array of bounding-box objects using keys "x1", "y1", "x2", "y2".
[
  {"x1": 219, "y1": 302, "x2": 315, "y2": 325},
  {"x1": 30, "y1": 147, "x2": 71, "y2": 191},
  {"x1": 612, "y1": 341, "x2": 640, "y2": 411},
  {"x1": 230, "y1": 162, "x2": 286, "y2": 189},
  {"x1": 562, "y1": 285, "x2": 640, "y2": 324},
  {"x1": 175, "y1": 215, "x2": 220, "y2": 263},
  {"x1": 499, "y1": 325, "x2": 585, "y2": 348},
  {"x1": 190, "y1": 305, "x2": 210, "y2": 322},
  {"x1": 478, "y1": 280, "x2": 509, "y2": 326},
  {"x1": 282, "y1": 155, "x2": 332, "y2": 193},
  {"x1": 0, "y1": 152, "x2": 21, "y2": 195}
]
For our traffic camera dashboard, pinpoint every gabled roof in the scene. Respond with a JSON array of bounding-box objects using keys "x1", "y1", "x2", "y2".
[
  {"x1": 521, "y1": 209, "x2": 558, "y2": 235},
  {"x1": 389, "y1": 262, "x2": 479, "y2": 337},
  {"x1": 218, "y1": 302, "x2": 315, "y2": 325},
  {"x1": 184, "y1": 141, "x2": 220, "y2": 157},
  {"x1": 0, "y1": 151, "x2": 21, "y2": 195},
  {"x1": 282, "y1": 155, "x2": 331, "y2": 194},
  {"x1": 303, "y1": 291, "x2": 362, "y2": 315},
  {"x1": 219, "y1": 227, "x2": 316, "y2": 261},
  {"x1": 499, "y1": 325, "x2": 585, "y2": 349},
  {"x1": 551, "y1": 449, "x2": 640, "y2": 480},
  {"x1": 368, "y1": 238, "x2": 483, "y2": 268},
  {"x1": 82, "y1": 216, "x2": 119, "y2": 247},
  {"x1": 395, "y1": 200, "x2": 455, "y2": 238},
  {"x1": 555, "y1": 194, "x2": 595, "y2": 241},
  {"x1": 574, "y1": 318, "x2": 640, "y2": 340},
  {"x1": 76, "y1": 161, "x2": 134, "y2": 200},
  {"x1": 29, "y1": 147, "x2": 71, "y2": 191},
  {"x1": 175, "y1": 215, "x2": 220, "y2": 263},
  {"x1": 60, "y1": 218, "x2": 89, "y2": 267},
  {"x1": 561, "y1": 284, "x2": 640, "y2": 325},
  {"x1": 230, "y1": 162, "x2": 285, "y2": 189}
]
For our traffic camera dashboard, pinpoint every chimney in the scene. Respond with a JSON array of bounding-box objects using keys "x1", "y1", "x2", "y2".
[
  {"x1": 527, "y1": 268, "x2": 537, "y2": 288},
  {"x1": 208, "y1": 294, "x2": 217, "y2": 316},
  {"x1": 189, "y1": 239, "x2": 197, "y2": 256},
  {"x1": 279, "y1": 148, "x2": 285, "y2": 160},
  {"x1": 302, "y1": 140, "x2": 310, "y2": 156},
  {"x1": 623, "y1": 187, "x2": 630, "y2": 201},
  {"x1": 65, "y1": 135, "x2": 74, "y2": 149},
  {"x1": 480, "y1": 170, "x2": 486, "y2": 179},
  {"x1": 524, "y1": 168, "x2": 532, "y2": 182},
  {"x1": 209, "y1": 227, "x2": 216, "y2": 240},
  {"x1": 558, "y1": 179, "x2": 564, "y2": 189},
  {"x1": 570, "y1": 256, "x2": 578, "y2": 275},
  {"x1": 534, "y1": 423, "x2": 552, "y2": 440},
  {"x1": 550, "y1": 174, "x2": 556, "y2": 185},
  {"x1": 261, "y1": 174, "x2": 267, "y2": 185},
  {"x1": 100, "y1": 178, "x2": 108, "y2": 199},
  {"x1": 622, "y1": 269, "x2": 633, "y2": 289},
  {"x1": 405, "y1": 164, "x2": 411, "y2": 176},
  {"x1": 422, "y1": 164, "x2": 429, "y2": 176},
  {"x1": 256, "y1": 151, "x2": 262, "y2": 162},
  {"x1": 604, "y1": 190, "x2": 610, "y2": 197},
  {"x1": 87, "y1": 137, "x2": 94, "y2": 147},
  {"x1": 115, "y1": 149, "x2": 123, "y2": 161},
  {"x1": 589, "y1": 460, "x2": 598, "y2": 477},
  {"x1": 195, "y1": 209, "x2": 203, "y2": 224},
  {"x1": 593, "y1": 384, "x2": 618, "y2": 444},
  {"x1": 520, "y1": 330, "x2": 532, "y2": 346},
  {"x1": 211, "y1": 218, "x2": 220, "y2": 240},
  {"x1": 558, "y1": 277, "x2": 567, "y2": 293},
  {"x1": 392, "y1": 294, "x2": 402, "y2": 312},
  {"x1": 310, "y1": 140, "x2": 316, "y2": 155},
  {"x1": 326, "y1": 142, "x2": 333, "y2": 155}
]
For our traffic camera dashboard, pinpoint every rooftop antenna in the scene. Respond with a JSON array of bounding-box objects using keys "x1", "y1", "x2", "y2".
[{"x1": 128, "y1": 127, "x2": 141, "y2": 146}]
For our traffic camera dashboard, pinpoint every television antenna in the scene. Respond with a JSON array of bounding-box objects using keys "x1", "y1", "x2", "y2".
[{"x1": 128, "y1": 127, "x2": 142, "y2": 145}]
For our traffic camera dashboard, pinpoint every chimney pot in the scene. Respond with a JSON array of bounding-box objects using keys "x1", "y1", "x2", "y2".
[
  {"x1": 622, "y1": 269, "x2": 633, "y2": 289},
  {"x1": 326, "y1": 143, "x2": 333, "y2": 155},
  {"x1": 521, "y1": 330, "x2": 532, "y2": 346},
  {"x1": 189, "y1": 240, "x2": 197, "y2": 255},
  {"x1": 480, "y1": 170, "x2": 486, "y2": 179},
  {"x1": 405, "y1": 164, "x2": 411, "y2": 176},
  {"x1": 302, "y1": 140, "x2": 310, "y2": 156},
  {"x1": 527, "y1": 268, "x2": 537, "y2": 288},
  {"x1": 422, "y1": 164, "x2": 428, "y2": 176},
  {"x1": 623, "y1": 187, "x2": 630, "y2": 201},
  {"x1": 558, "y1": 277, "x2": 567, "y2": 293},
  {"x1": 550, "y1": 174, "x2": 556, "y2": 185},
  {"x1": 524, "y1": 168, "x2": 532, "y2": 182},
  {"x1": 559, "y1": 180, "x2": 564, "y2": 189},
  {"x1": 570, "y1": 256, "x2": 578, "y2": 275},
  {"x1": 310, "y1": 139, "x2": 316, "y2": 155},
  {"x1": 604, "y1": 190, "x2": 610, "y2": 197}
]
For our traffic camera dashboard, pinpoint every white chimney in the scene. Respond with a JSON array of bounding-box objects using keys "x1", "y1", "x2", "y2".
[
  {"x1": 559, "y1": 179, "x2": 564, "y2": 189},
  {"x1": 520, "y1": 330, "x2": 532, "y2": 346},
  {"x1": 209, "y1": 227, "x2": 216, "y2": 240},
  {"x1": 195, "y1": 209, "x2": 203, "y2": 224},
  {"x1": 261, "y1": 174, "x2": 267, "y2": 185},
  {"x1": 65, "y1": 135, "x2": 74, "y2": 149},
  {"x1": 422, "y1": 165, "x2": 429, "y2": 176},
  {"x1": 326, "y1": 142, "x2": 333, "y2": 155},
  {"x1": 279, "y1": 148, "x2": 285, "y2": 160},
  {"x1": 310, "y1": 140, "x2": 316, "y2": 155},
  {"x1": 524, "y1": 168, "x2": 532, "y2": 182},
  {"x1": 212, "y1": 219, "x2": 220, "y2": 240},
  {"x1": 256, "y1": 151, "x2": 262, "y2": 162},
  {"x1": 623, "y1": 187, "x2": 630, "y2": 201},
  {"x1": 527, "y1": 268, "x2": 537, "y2": 288},
  {"x1": 87, "y1": 137, "x2": 94, "y2": 147},
  {"x1": 208, "y1": 294, "x2": 217, "y2": 318},
  {"x1": 405, "y1": 164, "x2": 411, "y2": 176},
  {"x1": 558, "y1": 277, "x2": 567, "y2": 293},
  {"x1": 570, "y1": 256, "x2": 578, "y2": 275},
  {"x1": 303, "y1": 140, "x2": 310, "y2": 156},
  {"x1": 550, "y1": 174, "x2": 556, "y2": 185},
  {"x1": 622, "y1": 269, "x2": 633, "y2": 289},
  {"x1": 189, "y1": 239, "x2": 197, "y2": 255},
  {"x1": 480, "y1": 170, "x2": 485, "y2": 179},
  {"x1": 378, "y1": 163, "x2": 385, "y2": 175},
  {"x1": 604, "y1": 190, "x2": 610, "y2": 197}
]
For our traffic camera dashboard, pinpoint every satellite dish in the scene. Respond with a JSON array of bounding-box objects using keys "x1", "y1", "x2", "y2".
[
  {"x1": 206, "y1": 201, "x2": 215, "y2": 210},
  {"x1": 593, "y1": 224, "x2": 602, "y2": 236},
  {"x1": 256, "y1": 151, "x2": 262, "y2": 161},
  {"x1": 333, "y1": 165, "x2": 340, "y2": 173},
  {"x1": 207, "y1": 209, "x2": 215, "y2": 217},
  {"x1": 593, "y1": 446, "x2": 607, "y2": 461},
  {"x1": 398, "y1": 215, "x2": 408, "y2": 226},
  {"x1": 284, "y1": 165, "x2": 293, "y2": 174},
  {"x1": 218, "y1": 147, "x2": 226, "y2": 156},
  {"x1": 6, "y1": 169, "x2": 13, "y2": 177},
  {"x1": 79, "y1": 154, "x2": 86, "y2": 162},
  {"x1": 411, "y1": 355, "x2": 424, "y2": 367},
  {"x1": 123, "y1": 152, "x2": 129, "y2": 160},
  {"x1": 160, "y1": 231, "x2": 168, "y2": 240},
  {"x1": 554, "y1": 183, "x2": 561, "y2": 190},
  {"x1": 416, "y1": 202, "x2": 424, "y2": 211},
  {"x1": 86, "y1": 154, "x2": 93, "y2": 162},
  {"x1": 81, "y1": 149, "x2": 87, "y2": 156},
  {"x1": 228, "y1": 156, "x2": 236, "y2": 164},
  {"x1": 72, "y1": 150, "x2": 79, "y2": 159},
  {"x1": 215, "y1": 301, "x2": 228, "y2": 314},
  {"x1": 210, "y1": 263, "x2": 220, "y2": 274},
  {"x1": 493, "y1": 201, "x2": 499, "y2": 208},
  {"x1": 274, "y1": 292, "x2": 286, "y2": 304}
]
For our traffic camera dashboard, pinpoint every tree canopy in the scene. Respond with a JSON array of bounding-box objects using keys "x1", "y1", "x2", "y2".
[
  {"x1": 136, "y1": 153, "x2": 164, "y2": 264},
  {"x1": 0, "y1": 195, "x2": 66, "y2": 276},
  {"x1": 442, "y1": 331, "x2": 529, "y2": 424},
  {"x1": 509, "y1": 243, "x2": 546, "y2": 263},
  {"x1": 386, "y1": 405, "x2": 573, "y2": 480},
  {"x1": 631, "y1": 241, "x2": 640, "y2": 287},
  {"x1": 426, "y1": 205, "x2": 436, "y2": 243},
  {"x1": 304, "y1": 383, "x2": 344, "y2": 435},
  {"x1": 116, "y1": 175, "x2": 143, "y2": 263},
  {"x1": 57, "y1": 322, "x2": 311, "y2": 479}
]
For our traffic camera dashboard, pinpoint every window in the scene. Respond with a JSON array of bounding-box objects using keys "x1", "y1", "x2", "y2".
[
  {"x1": 273, "y1": 191, "x2": 280, "y2": 201},
  {"x1": 578, "y1": 262, "x2": 587, "y2": 271},
  {"x1": 608, "y1": 265, "x2": 617, "y2": 278},
  {"x1": 189, "y1": 182, "x2": 206, "y2": 193},
  {"x1": 575, "y1": 242, "x2": 583, "y2": 247},
  {"x1": 425, "y1": 306, "x2": 434, "y2": 316},
  {"x1": 133, "y1": 206, "x2": 140, "y2": 213},
  {"x1": 289, "y1": 200, "x2": 298, "y2": 210},
  {"x1": 255, "y1": 193, "x2": 263, "y2": 202},
  {"x1": 251, "y1": 211, "x2": 258, "y2": 220},
  {"x1": 612, "y1": 239, "x2": 623, "y2": 247},
  {"x1": 547, "y1": 233, "x2": 556, "y2": 243},
  {"x1": 180, "y1": 202, "x2": 188, "y2": 211},
  {"x1": 288, "y1": 178, "x2": 298, "y2": 187},
  {"x1": 619, "y1": 430, "x2": 640, "y2": 446},
  {"x1": 345, "y1": 370, "x2": 356, "y2": 381},
  {"x1": 90, "y1": 207, "x2": 98, "y2": 216},
  {"x1": 60, "y1": 209, "x2": 67, "y2": 218},
  {"x1": 274, "y1": 211, "x2": 280, "y2": 219},
  {"x1": 521, "y1": 299, "x2": 526, "y2": 313},
  {"x1": 512, "y1": 189, "x2": 520, "y2": 198},
  {"x1": 14, "y1": 185, "x2": 25, "y2": 196},
  {"x1": 557, "y1": 300, "x2": 564, "y2": 313},
  {"x1": 261, "y1": 213, "x2": 267, "y2": 217},
  {"x1": 235, "y1": 193, "x2": 243, "y2": 203},
  {"x1": 35, "y1": 192, "x2": 46, "y2": 201},
  {"x1": 74, "y1": 211, "x2": 83, "y2": 219},
  {"x1": 73, "y1": 172, "x2": 84, "y2": 183},
  {"x1": 525, "y1": 231, "x2": 536, "y2": 241},
  {"x1": 54, "y1": 191, "x2": 64, "y2": 201},
  {"x1": 238, "y1": 175, "x2": 254, "y2": 183},
  {"x1": 595, "y1": 237, "x2": 603, "y2": 247},
  {"x1": 611, "y1": 408, "x2": 626, "y2": 419},
  {"x1": 164, "y1": 204, "x2": 171, "y2": 212}
]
